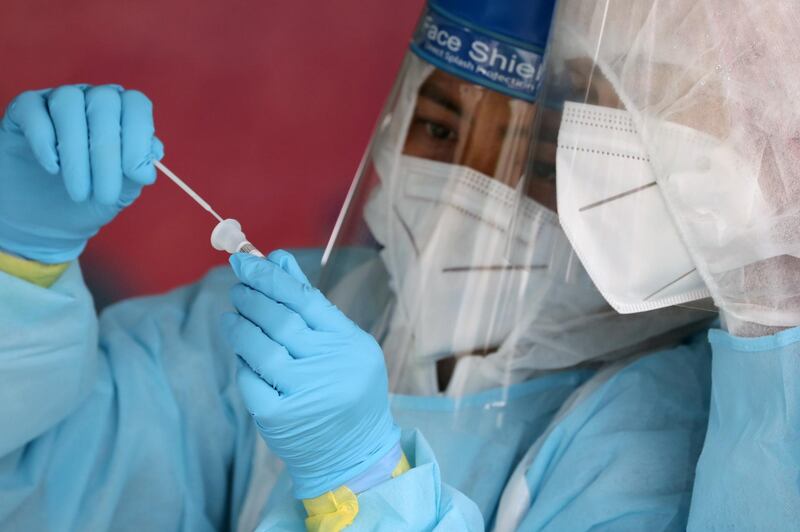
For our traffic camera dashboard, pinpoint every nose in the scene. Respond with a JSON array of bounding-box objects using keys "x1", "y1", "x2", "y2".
[
  {"x1": 457, "y1": 126, "x2": 500, "y2": 177},
  {"x1": 454, "y1": 95, "x2": 507, "y2": 177}
]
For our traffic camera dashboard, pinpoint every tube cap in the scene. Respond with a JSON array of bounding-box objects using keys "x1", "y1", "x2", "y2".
[{"x1": 211, "y1": 218, "x2": 247, "y2": 254}]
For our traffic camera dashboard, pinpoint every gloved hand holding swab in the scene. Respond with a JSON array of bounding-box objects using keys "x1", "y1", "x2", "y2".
[{"x1": 153, "y1": 160, "x2": 264, "y2": 257}]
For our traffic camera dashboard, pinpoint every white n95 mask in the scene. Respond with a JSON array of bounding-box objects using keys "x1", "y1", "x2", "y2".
[
  {"x1": 556, "y1": 102, "x2": 711, "y2": 314},
  {"x1": 365, "y1": 155, "x2": 572, "y2": 361}
]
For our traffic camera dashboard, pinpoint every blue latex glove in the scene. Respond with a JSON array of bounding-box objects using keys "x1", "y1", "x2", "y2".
[
  {"x1": 222, "y1": 250, "x2": 401, "y2": 499},
  {"x1": 0, "y1": 84, "x2": 163, "y2": 263}
]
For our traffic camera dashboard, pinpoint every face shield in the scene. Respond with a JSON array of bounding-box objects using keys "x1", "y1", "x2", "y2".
[
  {"x1": 543, "y1": 0, "x2": 800, "y2": 336},
  {"x1": 317, "y1": 1, "x2": 713, "y2": 399}
]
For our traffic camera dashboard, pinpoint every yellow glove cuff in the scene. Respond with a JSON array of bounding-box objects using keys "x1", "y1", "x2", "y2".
[
  {"x1": 303, "y1": 451, "x2": 411, "y2": 532},
  {"x1": 391, "y1": 451, "x2": 411, "y2": 478},
  {"x1": 303, "y1": 485, "x2": 359, "y2": 532},
  {"x1": 0, "y1": 251, "x2": 69, "y2": 288}
]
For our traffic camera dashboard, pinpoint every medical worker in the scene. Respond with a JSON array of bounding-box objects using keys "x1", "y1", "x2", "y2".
[
  {"x1": 242, "y1": 0, "x2": 800, "y2": 529},
  {"x1": 1, "y1": 2, "x2": 797, "y2": 532}
]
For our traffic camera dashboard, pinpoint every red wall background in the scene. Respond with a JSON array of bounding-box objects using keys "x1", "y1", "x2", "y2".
[{"x1": 1, "y1": 0, "x2": 423, "y2": 307}]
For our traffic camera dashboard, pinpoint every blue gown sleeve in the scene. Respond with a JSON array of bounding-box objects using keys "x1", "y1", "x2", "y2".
[
  {"x1": 687, "y1": 326, "x2": 800, "y2": 530},
  {"x1": 0, "y1": 263, "x2": 98, "y2": 458},
  {"x1": 0, "y1": 260, "x2": 258, "y2": 531},
  {"x1": 253, "y1": 429, "x2": 484, "y2": 531},
  {"x1": 499, "y1": 332, "x2": 712, "y2": 531}
]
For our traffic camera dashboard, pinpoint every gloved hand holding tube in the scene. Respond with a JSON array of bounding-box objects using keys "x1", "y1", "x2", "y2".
[{"x1": 221, "y1": 250, "x2": 402, "y2": 499}]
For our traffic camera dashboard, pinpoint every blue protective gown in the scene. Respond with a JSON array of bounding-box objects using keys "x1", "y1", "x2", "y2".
[
  {"x1": 687, "y1": 327, "x2": 800, "y2": 530},
  {"x1": 243, "y1": 370, "x2": 592, "y2": 530},
  {"x1": 496, "y1": 333, "x2": 712, "y2": 531},
  {"x1": 498, "y1": 324, "x2": 800, "y2": 531},
  {"x1": 239, "y1": 332, "x2": 714, "y2": 531},
  {"x1": 1, "y1": 247, "x2": 797, "y2": 531}
]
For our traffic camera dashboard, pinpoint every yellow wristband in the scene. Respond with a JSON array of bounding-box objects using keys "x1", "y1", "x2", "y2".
[
  {"x1": 0, "y1": 251, "x2": 69, "y2": 288},
  {"x1": 303, "y1": 451, "x2": 411, "y2": 532}
]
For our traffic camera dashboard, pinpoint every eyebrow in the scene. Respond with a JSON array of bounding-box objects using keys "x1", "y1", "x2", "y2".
[{"x1": 418, "y1": 82, "x2": 462, "y2": 116}]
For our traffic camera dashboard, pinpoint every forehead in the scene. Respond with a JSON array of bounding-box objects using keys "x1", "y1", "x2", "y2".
[
  {"x1": 421, "y1": 69, "x2": 480, "y2": 93},
  {"x1": 417, "y1": 69, "x2": 513, "y2": 110}
]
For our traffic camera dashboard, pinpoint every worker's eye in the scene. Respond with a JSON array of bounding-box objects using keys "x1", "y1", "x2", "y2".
[{"x1": 424, "y1": 120, "x2": 458, "y2": 142}]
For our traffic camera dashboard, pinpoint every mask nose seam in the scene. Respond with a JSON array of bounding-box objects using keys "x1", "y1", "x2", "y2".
[
  {"x1": 578, "y1": 181, "x2": 658, "y2": 211},
  {"x1": 441, "y1": 264, "x2": 549, "y2": 273},
  {"x1": 393, "y1": 204, "x2": 421, "y2": 257}
]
